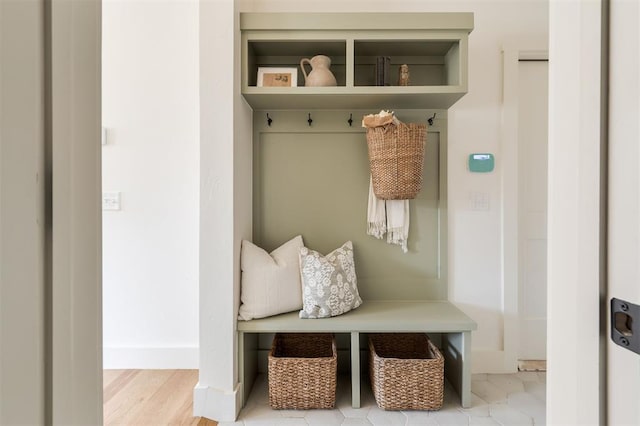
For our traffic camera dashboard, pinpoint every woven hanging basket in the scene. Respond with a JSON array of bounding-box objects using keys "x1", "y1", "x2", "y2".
[{"x1": 366, "y1": 122, "x2": 427, "y2": 200}]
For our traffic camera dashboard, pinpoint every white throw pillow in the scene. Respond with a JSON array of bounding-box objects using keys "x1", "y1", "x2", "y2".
[
  {"x1": 238, "y1": 235, "x2": 304, "y2": 321},
  {"x1": 299, "y1": 241, "x2": 363, "y2": 319}
]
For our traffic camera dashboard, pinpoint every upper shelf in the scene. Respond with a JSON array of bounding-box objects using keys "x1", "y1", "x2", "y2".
[{"x1": 240, "y1": 13, "x2": 474, "y2": 110}]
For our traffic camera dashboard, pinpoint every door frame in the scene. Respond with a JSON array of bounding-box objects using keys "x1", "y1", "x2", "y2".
[
  {"x1": 49, "y1": 0, "x2": 103, "y2": 423},
  {"x1": 546, "y1": 0, "x2": 607, "y2": 423},
  {"x1": 607, "y1": 0, "x2": 640, "y2": 424},
  {"x1": 501, "y1": 43, "x2": 548, "y2": 373},
  {"x1": 0, "y1": 1, "x2": 102, "y2": 423}
]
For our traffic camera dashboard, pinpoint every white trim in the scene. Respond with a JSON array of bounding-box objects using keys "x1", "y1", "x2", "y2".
[
  {"x1": 103, "y1": 347, "x2": 199, "y2": 369},
  {"x1": 501, "y1": 42, "x2": 548, "y2": 374},
  {"x1": 472, "y1": 350, "x2": 510, "y2": 374},
  {"x1": 547, "y1": 1, "x2": 605, "y2": 423},
  {"x1": 196, "y1": 0, "x2": 249, "y2": 421},
  {"x1": 607, "y1": 1, "x2": 640, "y2": 424},
  {"x1": 193, "y1": 383, "x2": 242, "y2": 423}
]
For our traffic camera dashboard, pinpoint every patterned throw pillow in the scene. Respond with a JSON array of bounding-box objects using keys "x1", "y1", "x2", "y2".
[{"x1": 299, "y1": 241, "x2": 363, "y2": 319}]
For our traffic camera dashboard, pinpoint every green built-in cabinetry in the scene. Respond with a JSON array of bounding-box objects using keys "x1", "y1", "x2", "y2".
[
  {"x1": 238, "y1": 12, "x2": 476, "y2": 412},
  {"x1": 241, "y1": 12, "x2": 473, "y2": 110}
]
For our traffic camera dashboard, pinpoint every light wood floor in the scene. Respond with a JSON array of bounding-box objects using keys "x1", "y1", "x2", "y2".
[{"x1": 104, "y1": 370, "x2": 218, "y2": 426}]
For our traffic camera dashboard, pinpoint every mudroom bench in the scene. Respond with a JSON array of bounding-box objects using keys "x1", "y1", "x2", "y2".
[{"x1": 237, "y1": 300, "x2": 477, "y2": 409}]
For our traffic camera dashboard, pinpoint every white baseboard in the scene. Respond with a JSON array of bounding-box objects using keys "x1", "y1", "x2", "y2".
[
  {"x1": 193, "y1": 382, "x2": 241, "y2": 422},
  {"x1": 472, "y1": 350, "x2": 518, "y2": 374},
  {"x1": 103, "y1": 346, "x2": 199, "y2": 369}
]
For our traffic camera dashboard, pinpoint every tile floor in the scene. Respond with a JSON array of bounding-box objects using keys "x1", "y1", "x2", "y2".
[{"x1": 219, "y1": 372, "x2": 546, "y2": 426}]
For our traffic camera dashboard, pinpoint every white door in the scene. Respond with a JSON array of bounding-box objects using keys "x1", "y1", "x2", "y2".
[
  {"x1": 518, "y1": 60, "x2": 548, "y2": 362},
  {"x1": 608, "y1": 0, "x2": 640, "y2": 424}
]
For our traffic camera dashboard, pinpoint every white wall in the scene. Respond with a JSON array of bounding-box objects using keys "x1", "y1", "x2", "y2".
[
  {"x1": 102, "y1": 0, "x2": 200, "y2": 368},
  {"x1": 239, "y1": 0, "x2": 548, "y2": 372},
  {"x1": 100, "y1": 0, "x2": 546, "y2": 376},
  {"x1": 101, "y1": 0, "x2": 546, "y2": 373}
]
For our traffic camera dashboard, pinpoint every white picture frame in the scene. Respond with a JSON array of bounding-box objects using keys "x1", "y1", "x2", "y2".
[{"x1": 257, "y1": 67, "x2": 298, "y2": 87}]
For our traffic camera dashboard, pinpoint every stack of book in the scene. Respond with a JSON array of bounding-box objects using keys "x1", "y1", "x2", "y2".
[{"x1": 375, "y1": 56, "x2": 391, "y2": 86}]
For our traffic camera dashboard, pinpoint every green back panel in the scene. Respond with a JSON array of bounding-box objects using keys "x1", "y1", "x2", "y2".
[{"x1": 253, "y1": 110, "x2": 447, "y2": 300}]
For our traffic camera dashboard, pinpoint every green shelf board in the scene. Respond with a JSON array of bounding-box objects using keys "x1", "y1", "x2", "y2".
[
  {"x1": 241, "y1": 88, "x2": 466, "y2": 110},
  {"x1": 237, "y1": 300, "x2": 477, "y2": 333}
]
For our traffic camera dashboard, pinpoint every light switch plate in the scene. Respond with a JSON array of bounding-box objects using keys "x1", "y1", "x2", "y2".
[
  {"x1": 102, "y1": 191, "x2": 121, "y2": 211},
  {"x1": 469, "y1": 191, "x2": 490, "y2": 211}
]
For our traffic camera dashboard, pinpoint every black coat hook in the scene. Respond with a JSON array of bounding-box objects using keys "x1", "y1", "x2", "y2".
[
  {"x1": 307, "y1": 113, "x2": 313, "y2": 126},
  {"x1": 427, "y1": 113, "x2": 437, "y2": 126},
  {"x1": 348, "y1": 113, "x2": 353, "y2": 127},
  {"x1": 266, "y1": 113, "x2": 273, "y2": 127}
]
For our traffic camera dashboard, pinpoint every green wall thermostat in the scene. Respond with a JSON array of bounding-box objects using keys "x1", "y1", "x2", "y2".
[{"x1": 468, "y1": 153, "x2": 495, "y2": 173}]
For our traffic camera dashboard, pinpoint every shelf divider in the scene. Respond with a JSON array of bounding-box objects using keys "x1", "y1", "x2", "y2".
[{"x1": 346, "y1": 38, "x2": 355, "y2": 88}]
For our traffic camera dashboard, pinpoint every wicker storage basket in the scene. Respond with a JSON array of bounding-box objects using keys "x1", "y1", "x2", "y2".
[
  {"x1": 366, "y1": 123, "x2": 427, "y2": 200},
  {"x1": 369, "y1": 333, "x2": 444, "y2": 410},
  {"x1": 268, "y1": 333, "x2": 337, "y2": 410}
]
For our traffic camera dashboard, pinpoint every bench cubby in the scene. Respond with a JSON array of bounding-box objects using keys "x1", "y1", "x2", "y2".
[{"x1": 238, "y1": 301, "x2": 476, "y2": 408}]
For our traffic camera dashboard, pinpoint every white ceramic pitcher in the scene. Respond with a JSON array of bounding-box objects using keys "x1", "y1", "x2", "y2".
[{"x1": 300, "y1": 55, "x2": 337, "y2": 87}]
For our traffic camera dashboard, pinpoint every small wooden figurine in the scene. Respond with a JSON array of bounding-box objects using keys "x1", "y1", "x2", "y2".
[{"x1": 398, "y1": 64, "x2": 410, "y2": 86}]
